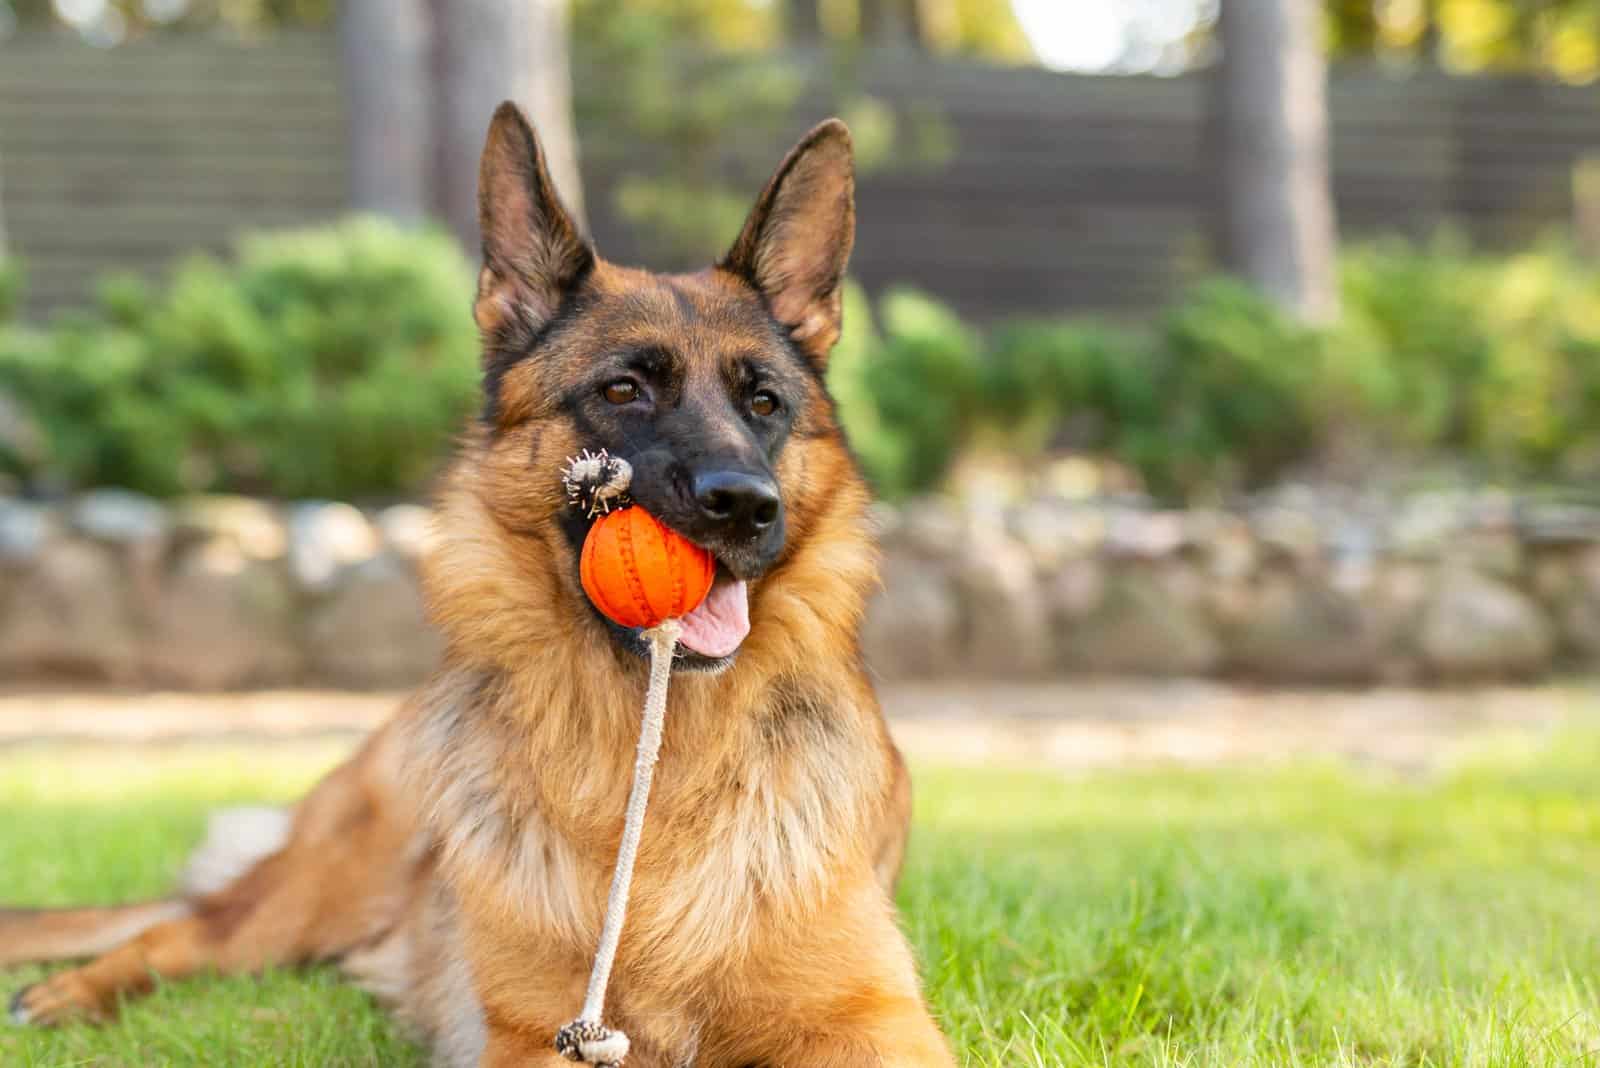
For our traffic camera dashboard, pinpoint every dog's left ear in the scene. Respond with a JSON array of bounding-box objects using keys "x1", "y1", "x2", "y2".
[
  {"x1": 721, "y1": 119, "x2": 855, "y2": 366},
  {"x1": 475, "y1": 101, "x2": 593, "y2": 341}
]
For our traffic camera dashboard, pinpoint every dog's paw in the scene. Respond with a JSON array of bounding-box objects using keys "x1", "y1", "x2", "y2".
[{"x1": 7, "y1": 972, "x2": 104, "y2": 1027}]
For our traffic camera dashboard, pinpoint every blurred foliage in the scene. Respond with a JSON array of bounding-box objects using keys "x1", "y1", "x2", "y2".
[
  {"x1": 0, "y1": 218, "x2": 478, "y2": 498},
  {"x1": 572, "y1": 0, "x2": 807, "y2": 263},
  {"x1": 1339, "y1": 235, "x2": 1600, "y2": 476},
  {"x1": 836, "y1": 280, "x2": 1327, "y2": 500},
  {"x1": 1, "y1": 0, "x2": 331, "y2": 44},
  {"x1": 5, "y1": 224, "x2": 1600, "y2": 505},
  {"x1": 1328, "y1": 0, "x2": 1600, "y2": 82},
  {"x1": 833, "y1": 238, "x2": 1600, "y2": 501},
  {"x1": 572, "y1": 0, "x2": 950, "y2": 265},
  {"x1": 849, "y1": 287, "x2": 987, "y2": 495},
  {"x1": 3, "y1": 0, "x2": 1029, "y2": 61},
  {"x1": 10, "y1": 0, "x2": 1600, "y2": 82}
]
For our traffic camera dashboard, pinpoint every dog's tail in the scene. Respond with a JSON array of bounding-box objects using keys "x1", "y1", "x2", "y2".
[{"x1": 0, "y1": 900, "x2": 191, "y2": 967}]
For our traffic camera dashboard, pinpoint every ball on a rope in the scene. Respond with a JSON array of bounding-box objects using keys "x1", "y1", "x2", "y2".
[{"x1": 580, "y1": 505, "x2": 715, "y2": 630}]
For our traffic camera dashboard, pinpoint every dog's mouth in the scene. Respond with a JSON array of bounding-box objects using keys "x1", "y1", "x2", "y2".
[
  {"x1": 675, "y1": 566, "x2": 751, "y2": 659},
  {"x1": 588, "y1": 562, "x2": 750, "y2": 673},
  {"x1": 560, "y1": 499, "x2": 762, "y2": 671}
]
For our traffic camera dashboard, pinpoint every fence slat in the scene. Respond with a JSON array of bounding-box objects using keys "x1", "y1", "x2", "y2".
[{"x1": 3, "y1": 34, "x2": 1600, "y2": 321}]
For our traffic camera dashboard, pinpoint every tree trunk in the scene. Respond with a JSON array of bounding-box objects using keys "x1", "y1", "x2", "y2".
[
  {"x1": 1418, "y1": 0, "x2": 1443, "y2": 64},
  {"x1": 339, "y1": 0, "x2": 432, "y2": 222},
  {"x1": 859, "y1": 0, "x2": 922, "y2": 50},
  {"x1": 786, "y1": 0, "x2": 823, "y2": 44},
  {"x1": 1214, "y1": 0, "x2": 1339, "y2": 323},
  {"x1": 431, "y1": 0, "x2": 587, "y2": 253}
]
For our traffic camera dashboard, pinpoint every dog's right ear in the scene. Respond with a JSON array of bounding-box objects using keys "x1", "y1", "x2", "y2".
[{"x1": 474, "y1": 102, "x2": 593, "y2": 338}]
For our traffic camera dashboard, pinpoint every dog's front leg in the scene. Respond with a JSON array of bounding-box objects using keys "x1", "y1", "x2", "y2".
[{"x1": 763, "y1": 1004, "x2": 956, "y2": 1068}]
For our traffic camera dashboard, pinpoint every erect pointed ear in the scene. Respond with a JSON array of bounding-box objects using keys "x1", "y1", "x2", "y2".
[
  {"x1": 721, "y1": 119, "x2": 855, "y2": 366},
  {"x1": 474, "y1": 101, "x2": 593, "y2": 340}
]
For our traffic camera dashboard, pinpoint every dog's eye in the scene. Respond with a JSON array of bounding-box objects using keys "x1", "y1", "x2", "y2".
[
  {"x1": 750, "y1": 390, "x2": 780, "y2": 418},
  {"x1": 603, "y1": 380, "x2": 640, "y2": 405}
]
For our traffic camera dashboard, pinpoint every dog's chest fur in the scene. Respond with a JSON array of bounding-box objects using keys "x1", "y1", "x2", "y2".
[{"x1": 401, "y1": 668, "x2": 883, "y2": 989}]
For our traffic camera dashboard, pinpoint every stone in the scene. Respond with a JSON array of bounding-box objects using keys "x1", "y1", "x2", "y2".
[
  {"x1": 861, "y1": 554, "x2": 961, "y2": 680},
  {"x1": 953, "y1": 532, "x2": 1051, "y2": 676},
  {"x1": 1225, "y1": 576, "x2": 1378, "y2": 683},
  {"x1": 70, "y1": 489, "x2": 169, "y2": 546},
  {"x1": 0, "y1": 499, "x2": 57, "y2": 564},
  {"x1": 1389, "y1": 492, "x2": 1470, "y2": 557},
  {"x1": 377, "y1": 503, "x2": 437, "y2": 560},
  {"x1": 1046, "y1": 555, "x2": 1105, "y2": 624},
  {"x1": 1008, "y1": 503, "x2": 1105, "y2": 569},
  {"x1": 305, "y1": 554, "x2": 442, "y2": 688},
  {"x1": 0, "y1": 538, "x2": 139, "y2": 679},
  {"x1": 1203, "y1": 580, "x2": 1257, "y2": 633},
  {"x1": 866, "y1": 501, "x2": 900, "y2": 542},
  {"x1": 1556, "y1": 544, "x2": 1600, "y2": 663},
  {"x1": 1577, "y1": 543, "x2": 1600, "y2": 596},
  {"x1": 1326, "y1": 517, "x2": 1381, "y2": 562},
  {"x1": 1528, "y1": 548, "x2": 1575, "y2": 608},
  {"x1": 288, "y1": 501, "x2": 381, "y2": 592},
  {"x1": 1361, "y1": 562, "x2": 1432, "y2": 658},
  {"x1": 1190, "y1": 511, "x2": 1257, "y2": 582},
  {"x1": 1152, "y1": 559, "x2": 1207, "y2": 610},
  {"x1": 889, "y1": 498, "x2": 966, "y2": 560},
  {"x1": 1105, "y1": 509, "x2": 1187, "y2": 559},
  {"x1": 1060, "y1": 568, "x2": 1221, "y2": 677},
  {"x1": 1418, "y1": 570, "x2": 1554, "y2": 680},
  {"x1": 1441, "y1": 528, "x2": 1523, "y2": 582},
  {"x1": 176, "y1": 496, "x2": 288, "y2": 561},
  {"x1": 1562, "y1": 595, "x2": 1600, "y2": 663},
  {"x1": 1519, "y1": 502, "x2": 1600, "y2": 545},
  {"x1": 141, "y1": 540, "x2": 300, "y2": 689},
  {"x1": 1251, "y1": 506, "x2": 1323, "y2": 567}
]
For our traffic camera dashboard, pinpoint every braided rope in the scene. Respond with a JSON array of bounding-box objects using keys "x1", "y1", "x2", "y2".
[{"x1": 556, "y1": 618, "x2": 680, "y2": 1066}]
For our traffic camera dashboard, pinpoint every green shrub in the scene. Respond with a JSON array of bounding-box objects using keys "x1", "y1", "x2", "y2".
[
  {"x1": 833, "y1": 241, "x2": 1600, "y2": 501},
  {"x1": 1471, "y1": 245, "x2": 1600, "y2": 477},
  {"x1": 985, "y1": 319, "x2": 1156, "y2": 453},
  {"x1": 840, "y1": 282, "x2": 1322, "y2": 501},
  {"x1": 854, "y1": 288, "x2": 986, "y2": 498},
  {"x1": 0, "y1": 258, "x2": 19, "y2": 325},
  {"x1": 1146, "y1": 280, "x2": 1326, "y2": 497},
  {"x1": 1337, "y1": 237, "x2": 1600, "y2": 480},
  {"x1": 0, "y1": 218, "x2": 479, "y2": 499},
  {"x1": 1336, "y1": 236, "x2": 1496, "y2": 450},
  {"x1": 7, "y1": 225, "x2": 1600, "y2": 505}
]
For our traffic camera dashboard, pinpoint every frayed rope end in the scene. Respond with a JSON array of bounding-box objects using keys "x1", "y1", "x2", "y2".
[{"x1": 556, "y1": 1018, "x2": 630, "y2": 1067}]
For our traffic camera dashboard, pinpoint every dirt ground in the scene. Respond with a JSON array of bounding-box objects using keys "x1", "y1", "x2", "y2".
[{"x1": 2, "y1": 679, "x2": 1595, "y2": 774}]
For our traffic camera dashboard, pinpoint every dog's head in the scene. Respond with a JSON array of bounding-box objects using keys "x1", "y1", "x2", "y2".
[{"x1": 440, "y1": 103, "x2": 867, "y2": 675}]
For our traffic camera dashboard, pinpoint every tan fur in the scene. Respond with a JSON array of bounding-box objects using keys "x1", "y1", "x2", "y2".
[{"x1": 3, "y1": 109, "x2": 950, "y2": 1068}]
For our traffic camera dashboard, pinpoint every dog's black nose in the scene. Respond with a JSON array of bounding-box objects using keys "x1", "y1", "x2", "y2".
[{"x1": 692, "y1": 470, "x2": 781, "y2": 536}]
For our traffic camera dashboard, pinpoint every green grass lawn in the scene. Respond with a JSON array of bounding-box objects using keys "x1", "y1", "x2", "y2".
[{"x1": 2, "y1": 734, "x2": 1599, "y2": 1067}]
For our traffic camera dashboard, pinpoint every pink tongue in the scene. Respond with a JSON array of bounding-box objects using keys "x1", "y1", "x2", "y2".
[{"x1": 676, "y1": 578, "x2": 750, "y2": 658}]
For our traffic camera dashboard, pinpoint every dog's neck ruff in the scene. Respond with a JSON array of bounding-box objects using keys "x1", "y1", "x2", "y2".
[{"x1": 556, "y1": 618, "x2": 680, "y2": 1067}]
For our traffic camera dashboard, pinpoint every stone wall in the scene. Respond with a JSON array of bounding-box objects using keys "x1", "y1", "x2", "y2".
[{"x1": 3, "y1": 488, "x2": 1598, "y2": 690}]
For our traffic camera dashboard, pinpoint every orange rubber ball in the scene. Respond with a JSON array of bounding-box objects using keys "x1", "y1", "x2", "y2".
[{"x1": 580, "y1": 505, "x2": 715, "y2": 629}]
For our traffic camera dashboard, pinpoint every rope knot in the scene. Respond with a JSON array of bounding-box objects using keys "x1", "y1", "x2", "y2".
[{"x1": 556, "y1": 1018, "x2": 630, "y2": 1066}]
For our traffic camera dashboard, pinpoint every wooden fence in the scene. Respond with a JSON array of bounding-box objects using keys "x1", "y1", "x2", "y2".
[{"x1": 4, "y1": 31, "x2": 1600, "y2": 321}]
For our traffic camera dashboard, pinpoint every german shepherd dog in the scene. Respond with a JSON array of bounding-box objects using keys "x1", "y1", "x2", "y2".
[{"x1": 0, "y1": 104, "x2": 954, "y2": 1067}]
